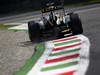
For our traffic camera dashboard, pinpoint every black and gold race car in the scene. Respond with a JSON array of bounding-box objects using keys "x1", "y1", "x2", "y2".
[{"x1": 28, "y1": 0, "x2": 83, "y2": 43}]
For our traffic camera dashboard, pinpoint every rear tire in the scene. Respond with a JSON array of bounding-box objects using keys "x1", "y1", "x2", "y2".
[
  {"x1": 28, "y1": 21, "x2": 40, "y2": 42},
  {"x1": 68, "y1": 13, "x2": 83, "y2": 35}
]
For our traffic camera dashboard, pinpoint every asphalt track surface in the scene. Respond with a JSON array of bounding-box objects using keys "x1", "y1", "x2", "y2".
[{"x1": 0, "y1": 3, "x2": 100, "y2": 75}]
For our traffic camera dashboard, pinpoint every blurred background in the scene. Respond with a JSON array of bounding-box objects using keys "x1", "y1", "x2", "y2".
[{"x1": 0, "y1": 0, "x2": 99, "y2": 16}]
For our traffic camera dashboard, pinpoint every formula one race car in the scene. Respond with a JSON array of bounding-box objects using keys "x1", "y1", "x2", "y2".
[{"x1": 28, "y1": 0, "x2": 83, "y2": 43}]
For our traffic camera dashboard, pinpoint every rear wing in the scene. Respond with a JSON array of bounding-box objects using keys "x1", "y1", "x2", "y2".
[
  {"x1": 41, "y1": 0, "x2": 64, "y2": 13},
  {"x1": 41, "y1": 5, "x2": 64, "y2": 13}
]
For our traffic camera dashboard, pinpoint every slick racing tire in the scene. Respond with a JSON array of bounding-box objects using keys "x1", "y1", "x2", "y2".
[
  {"x1": 28, "y1": 21, "x2": 57, "y2": 43},
  {"x1": 68, "y1": 13, "x2": 83, "y2": 35},
  {"x1": 28, "y1": 21, "x2": 40, "y2": 42}
]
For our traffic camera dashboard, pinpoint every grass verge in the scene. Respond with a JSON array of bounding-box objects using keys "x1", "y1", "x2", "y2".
[
  {"x1": 0, "y1": 24, "x2": 18, "y2": 30},
  {"x1": 14, "y1": 43, "x2": 45, "y2": 75},
  {"x1": 65, "y1": 0, "x2": 100, "y2": 6},
  {"x1": 8, "y1": 29, "x2": 28, "y2": 32}
]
